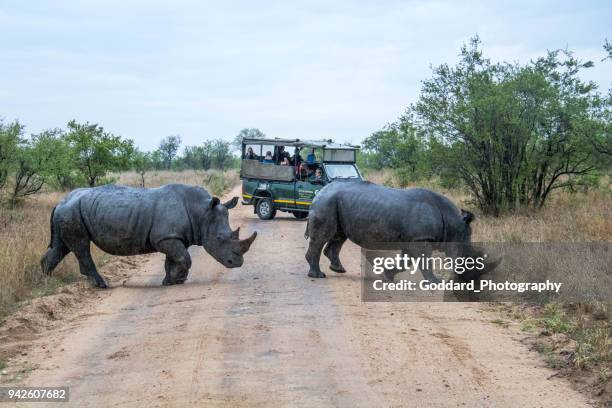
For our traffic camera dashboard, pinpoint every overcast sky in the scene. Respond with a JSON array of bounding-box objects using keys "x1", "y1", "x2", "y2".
[{"x1": 1, "y1": 0, "x2": 610, "y2": 150}]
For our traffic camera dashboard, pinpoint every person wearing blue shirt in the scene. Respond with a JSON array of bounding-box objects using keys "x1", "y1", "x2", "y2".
[
  {"x1": 262, "y1": 151, "x2": 274, "y2": 164},
  {"x1": 306, "y1": 148, "x2": 316, "y2": 164}
]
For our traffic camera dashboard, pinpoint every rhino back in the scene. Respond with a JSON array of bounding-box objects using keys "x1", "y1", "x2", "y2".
[
  {"x1": 147, "y1": 184, "x2": 210, "y2": 247},
  {"x1": 314, "y1": 182, "x2": 457, "y2": 245},
  {"x1": 61, "y1": 184, "x2": 198, "y2": 255}
]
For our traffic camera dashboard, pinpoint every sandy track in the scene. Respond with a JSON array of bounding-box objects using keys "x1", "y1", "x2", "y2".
[{"x1": 8, "y1": 186, "x2": 590, "y2": 407}]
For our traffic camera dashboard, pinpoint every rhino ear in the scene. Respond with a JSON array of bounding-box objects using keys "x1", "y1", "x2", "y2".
[
  {"x1": 461, "y1": 209, "x2": 474, "y2": 224},
  {"x1": 223, "y1": 197, "x2": 238, "y2": 209},
  {"x1": 209, "y1": 197, "x2": 220, "y2": 209}
]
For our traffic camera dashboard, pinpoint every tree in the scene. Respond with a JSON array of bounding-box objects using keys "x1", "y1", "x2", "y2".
[
  {"x1": 603, "y1": 39, "x2": 612, "y2": 61},
  {"x1": 0, "y1": 120, "x2": 24, "y2": 190},
  {"x1": 181, "y1": 144, "x2": 212, "y2": 170},
  {"x1": 132, "y1": 149, "x2": 153, "y2": 187},
  {"x1": 593, "y1": 41, "x2": 612, "y2": 158},
  {"x1": 181, "y1": 140, "x2": 235, "y2": 170},
  {"x1": 413, "y1": 36, "x2": 609, "y2": 215},
  {"x1": 233, "y1": 128, "x2": 265, "y2": 151},
  {"x1": 211, "y1": 140, "x2": 232, "y2": 169},
  {"x1": 149, "y1": 149, "x2": 165, "y2": 170},
  {"x1": 66, "y1": 120, "x2": 134, "y2": 187},
  {"x1": 362, "y1": 119, "x2": 430, "y2": 174},
  {"x1": 159, "y1": 135, "x2": 182, "y2": 169},
  {"x1": 7, "y1": 130, "x2": 71, "y2": 206},
  {"x1": 35, "y1": 129, "x2": 77, "y2": 191}
]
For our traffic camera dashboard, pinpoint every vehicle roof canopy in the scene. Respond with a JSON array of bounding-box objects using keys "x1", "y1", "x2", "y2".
[{"x1": 242, "y1": 137, "x2": 359, "y2": 150}]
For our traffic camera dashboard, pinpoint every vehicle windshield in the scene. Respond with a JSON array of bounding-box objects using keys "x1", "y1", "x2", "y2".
[{"x1": 324, "y1": 164, "x2": 360, "y2": 179}]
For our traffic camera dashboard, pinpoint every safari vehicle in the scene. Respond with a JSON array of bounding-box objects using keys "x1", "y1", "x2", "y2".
[{"x1": 240, "y1": 137, "x2": 362, "y2": 220}]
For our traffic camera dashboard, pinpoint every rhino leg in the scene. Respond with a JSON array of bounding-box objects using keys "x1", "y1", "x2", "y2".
[
  {"x1": 158, "y1": 239, "x2": 191, "y2": 285},
  {"x1": 382, "y1": 257, "x2": 401, "y2": 282},
  {"x1": 41, "y1": 241, "x2": 69, "y2": 276},
  {"x1": 305, "y1": 208, "x2": 337, "y2": 279},
  {"x1": 382, "y1": 250, "x2": 413, "y2": 282},
  {"x1": 163, "y1": 259, "x2": 191, "y2": 286},
  {"x1": 74, "y1": 246, "x2": 108, "y2": 289},
  {"x1": 54, "y1": 213, "x2": 107, "y2": 288},
  {"x1": 323, "y1": 232, "x2": 347, "y2": 273},
  {"x1": 382, "y1": 245, "x2": 442, "y2": 283},
  {"x1": 306, "y1": 240, "x2": 326, "y2": 278},
  {"x1": 408, "y1": 242, "x2": 441, "y2": 284}
]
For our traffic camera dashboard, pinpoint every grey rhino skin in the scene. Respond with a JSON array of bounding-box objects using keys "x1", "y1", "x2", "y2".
[
  {"x1": 305, "y1": 181, "x2": 477, "y2": 281},
  {"x1": 41, "y1": 184, "x2": 257, "y2": 288}
]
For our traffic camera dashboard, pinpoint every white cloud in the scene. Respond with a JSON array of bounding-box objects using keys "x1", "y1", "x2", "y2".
[{"x1": 1, "y1": 0, "x2": 610, "y2": 150}]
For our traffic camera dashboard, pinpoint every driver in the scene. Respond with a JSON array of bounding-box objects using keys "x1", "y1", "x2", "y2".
[{"x1": 309, "y1": 168, "x2": 326, "y2": 185}]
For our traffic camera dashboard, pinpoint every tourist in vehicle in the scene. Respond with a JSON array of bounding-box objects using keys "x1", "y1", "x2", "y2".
[
  {"x1": 299, "y1": 164, "x2": 315, "y2": 181},
  {"x1": 309, "y1": 168, "x2": 325, "y2": 185},
  {"x1": 245, "y1": 146, "x2": 258, "y2": 160},
  {"x1": 280, "y1": 156, "x2": 291, "y2": 166},
  {"x1": 262, "y1": 151, "x2": 274, "y2": 164},
  {"x1": 281, "y1": 150, "x2": 292, "y2": 165},
  {"x1": 306, "y1": 148, "x2": 316, "y2": 164},
  {"x1": 275, "y1": 146, "x2": 290, "y2": 164},
  {"x1": 297, "y1": 162, "x2": 309, "y2": 180},
  {"x1": 293, "y1": 149, "x2": 303, "y2": 166}
]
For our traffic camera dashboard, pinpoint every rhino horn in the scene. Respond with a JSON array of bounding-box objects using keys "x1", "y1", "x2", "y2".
[
  {"x1": 224, "y1": 197, "x2": 239, "y2": 209},
  {"x1": 231, "y1": 227, "x2": 240, "y2": 240},
  {"x1": 237, "y1": 231, "x2": 257, "y2": 253},
  {"x1": 484, "y1": 256, "x2": 502, "y2": 274}
]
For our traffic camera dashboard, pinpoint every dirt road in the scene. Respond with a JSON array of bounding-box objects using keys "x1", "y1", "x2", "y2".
[{"x1": 8, "y1": 186, "x2": 590, "y2": 407}]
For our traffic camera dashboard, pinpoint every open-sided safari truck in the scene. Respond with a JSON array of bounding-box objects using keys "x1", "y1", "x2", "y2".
[{"x1": 240, "y1": 137, "x2": 362, "y2": 220}]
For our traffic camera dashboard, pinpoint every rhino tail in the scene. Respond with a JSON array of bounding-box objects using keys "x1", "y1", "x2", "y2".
[
  {"x1": 304, "y1": 218, "x2": 310, "y2": 240},
  {"x1": 48, "y1": 206, "x2": 57, "y2": 248}
]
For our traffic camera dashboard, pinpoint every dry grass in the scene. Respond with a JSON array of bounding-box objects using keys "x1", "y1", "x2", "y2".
[
  {"x1": 116, "y1": 169, "x2": 239, "y2": 196},
  {"x1": 0, "y1": 192, "x2": 109, "y2": 319},
  {"x1": 365, "y1": 169, "x2": 611, "y2": 243},
  {"x1": 474, "y1": 189, "x2": 611, "y2": 243},
  {"x1": 0, "y1": 169, "x2": 240, "y2": 319}
]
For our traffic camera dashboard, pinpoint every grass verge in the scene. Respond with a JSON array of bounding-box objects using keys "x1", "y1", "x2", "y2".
[
  {"x1": 495, "y1": 302, "x2": 611, "y2": 402},
  {"x1": 0, "y1": 170, "x2": 239, "y2": 320}
]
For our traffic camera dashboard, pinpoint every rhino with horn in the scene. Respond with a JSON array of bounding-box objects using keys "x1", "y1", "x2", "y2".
[{"x1": 41, "y1": 184, "x2": 257, "y2": 287}]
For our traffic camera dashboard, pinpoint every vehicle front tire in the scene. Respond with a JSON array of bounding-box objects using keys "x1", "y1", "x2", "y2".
[
  {"x1": 292, "y1": 211, "x2": 308, "y2": 219},
  {"x1": 256, "y1": 198, "x2": 276, "y2": 220}
]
